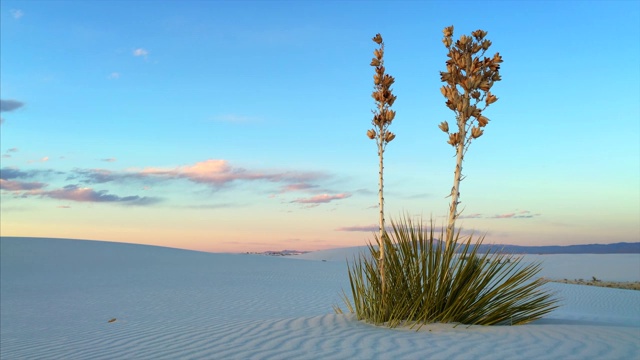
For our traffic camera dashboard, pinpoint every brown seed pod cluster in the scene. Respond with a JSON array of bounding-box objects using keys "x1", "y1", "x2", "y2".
[
  {"x1": 367, "y1": 33, "x2": 396, "y2": 145},
  {"x1": 438, "y1": 26, "x2": 502, "y2": 147}
]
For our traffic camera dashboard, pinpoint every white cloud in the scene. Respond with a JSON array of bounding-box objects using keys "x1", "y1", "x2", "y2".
[
  {"x1": 27, "y1": 156, "x2": 49, "y2": 164},
  {"x1": 10, "y1": 9, "x2": 24, "y2": 19},
  {"x1": 291, "y1": 193, "x2": 351, "y2": 204},
  {"x1": 108, "y1": 72, "x2": 120, "y2": 79},
  {"x1": 133, "y1": 48, "x2": 149, "y2": 58}
]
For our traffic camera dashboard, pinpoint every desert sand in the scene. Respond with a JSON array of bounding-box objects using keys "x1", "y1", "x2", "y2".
[{"x1": 1, "y1": 237, "x2": 639, "y2": 359}]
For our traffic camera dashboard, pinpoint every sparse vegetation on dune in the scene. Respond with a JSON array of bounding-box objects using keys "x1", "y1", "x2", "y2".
[
  {"x1": 338, "y1": 28, "x2": 560, "y2": 328},
  {"x1": 338, "y1": 216, "x2": 559, "y2": 327}
]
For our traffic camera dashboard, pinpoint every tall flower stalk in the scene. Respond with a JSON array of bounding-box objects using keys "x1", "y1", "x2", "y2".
[
  {"x1": 438, "y1": 26, "x2": 502, "y2": 246},
  {"x1": 366, "y1": 33, "x2": 397, "y2": 298}
]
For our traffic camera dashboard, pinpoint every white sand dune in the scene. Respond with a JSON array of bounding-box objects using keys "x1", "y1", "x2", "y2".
[{"x1": 1, "y1": 237, "x2": 639, "y2": 360}]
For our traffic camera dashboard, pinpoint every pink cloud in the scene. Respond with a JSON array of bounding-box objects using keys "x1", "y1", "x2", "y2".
[
  {"x1": 291, "y1": 193, "x2": 351, "y2": 204},
  {"x1": 490, "y1": 211, "x2": 540, "y2": 219},
  {"x1": 141, "y1": 160, "x2": 245, "y2": 185},
  {"x1": 135, "y1": 159, "x2": 327, "y2": 187},
  {"x1": 28, "y1": 156, "x2": 49, "y2": 164},
  {"x1": 492, "y1": 213, "x2": 516, "y2": 219},
  {"x1": 0, "y1": 179, "x2": 46, "y2": 191},
  {"x1": 458, "y1": 213, "x2": 483, "y2": 219},
  {"x1": 278, "y1": 183, "x2": 318, "y2": 193},
  {"x1": 302, "y1": 203, "x2": 320, "y2": 209},
  {"x1": 43, "y1": 185, "x2": 158, "y2": 205}
]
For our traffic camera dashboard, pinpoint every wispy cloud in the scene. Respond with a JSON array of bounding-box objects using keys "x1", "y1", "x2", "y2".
[
  {"x1": 458, "y1": 213, "x2": 483, "y2": 219},
  {"x1": 491, "y1": 213, "x2": 516, "y2": 219},
  {"x1": 0, "y1": 100, "x2": 24, "y2": 112},
  {"x1": 27, "y1": 156, "x2": 49, "y2": 164},
  {"x1": 2, "y1": 147, "x2": 19, "y2": 159},
  {"x1": 133, "y1": 159, "x2": 327, "y2": 188},
  {"x1": 1, "y1": 167, "x2": 52, "y2": 180},
  {"x1": 10, "y1": 9, "x2": 24, "y2": 19},
  {"x1": 69, "y1": 160, "x2": 329, "y2": 194},
  {"x1": 444, "y1": 210, "x2": 542, "y2": 220},
  {"x1": 133, "y1": 48, "x2": 149, "y2": 58},
  {"x1": 108, "y1": 72, "x2": 120, "y2": 79},
  {"x1": 490, "y1": 210, "x2": 541, "y2": 219},
  {"x1": 1, "y1": 167, "x2": 160, "y2": 206},
  {"x1": 71, "y1": 168, "x2": 121, "y2": 184},
  {"x1": 0, "y1": 179, "x2": 47, "y2": 191},
  {"x1": 42, "y1": 185, "x2": 159, "y2": 205},
  {"x1": 1, "y1": 99, "x2": 25, "y2": 125},
  {"x1": 291, "y1": 193, "x2": 351, "y2": 204},
  {"x1": 3, "y1": 159, "x2": 336, "y2": 208},
  {"x1": 278, "y1": 182, "x2": 318, "y2": 193},
  {"x1": 335, "y1": 224, "x2": 379, "y2": 232}
]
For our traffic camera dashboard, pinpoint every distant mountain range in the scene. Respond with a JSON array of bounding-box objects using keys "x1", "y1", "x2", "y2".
[
  {"x1": 265, "y1": 242, "x2": 640, "y2": 257},
  {"x1": 475, "y1": 242, "x2": 640, "y2": 254}
]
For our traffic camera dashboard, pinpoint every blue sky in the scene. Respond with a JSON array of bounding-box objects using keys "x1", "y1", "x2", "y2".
[{"x1": 1, "y1": 0, "x2": 639, "y2": 252}]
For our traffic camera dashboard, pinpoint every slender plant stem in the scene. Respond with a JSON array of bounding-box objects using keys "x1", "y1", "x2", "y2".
[
  {"x1": 378, "y1": 126, "x2": 386, "y2": 300},
  {"x1": 446, "y1": 116, "x2": 465, "y2": 246}
]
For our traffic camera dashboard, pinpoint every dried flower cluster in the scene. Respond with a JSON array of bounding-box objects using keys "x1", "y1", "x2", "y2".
[
  {"x1": 367, "y1": 33, "x2": 397, "y2": 145},
  {"x1": 439, "y1": 26, "x2": 502, "y2": 244},
  {"x1": 438, "y1": 26, "x2": 502, "y2": 148}
]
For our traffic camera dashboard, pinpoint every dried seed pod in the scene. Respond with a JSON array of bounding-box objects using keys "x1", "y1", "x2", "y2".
[
  {"x1": 385, "y1": 132, "x2": 396, "y2": 142},
  {"x1": 373, "y1": 114, "x2": 382, "y2": 126},
  {"x1": 486, "y1": 93, "x2": 498, "y2": 105},
  {"x1": 471, "y1": 127, "x2": 484, "y2": 139},
  {"x1": 383, "y1": 109, "x2": 396, "y2": 123},
  {"x1": 470, "y1": 106, "x2": 481, "y2": 118},
  {"x1": 439, "y1": 121, "x2": 449, "y2": 133},
  {"x1": 367, "y1": 129, "x2": 376, "y2": 139},
  {"x1": 448, "y1": 132, "x2": 460, "y2": 146},
  {"x1": 443, "y1": 26, "x2": 454, "y2": 38},
  {"x1": 477, "y1": 116, "x2": 489, "y2": 127}
]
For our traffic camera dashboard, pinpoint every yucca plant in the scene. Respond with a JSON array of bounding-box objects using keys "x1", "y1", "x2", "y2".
[
  {"x1": 339, "y1": 215, "x2": 559, "y2": 327},
  {"x1": 438, "y1": 26, "x2": 503, "y2": 245},
  {"x1": 366, "y1": 33, "x2": 397, "y2": 299}
]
